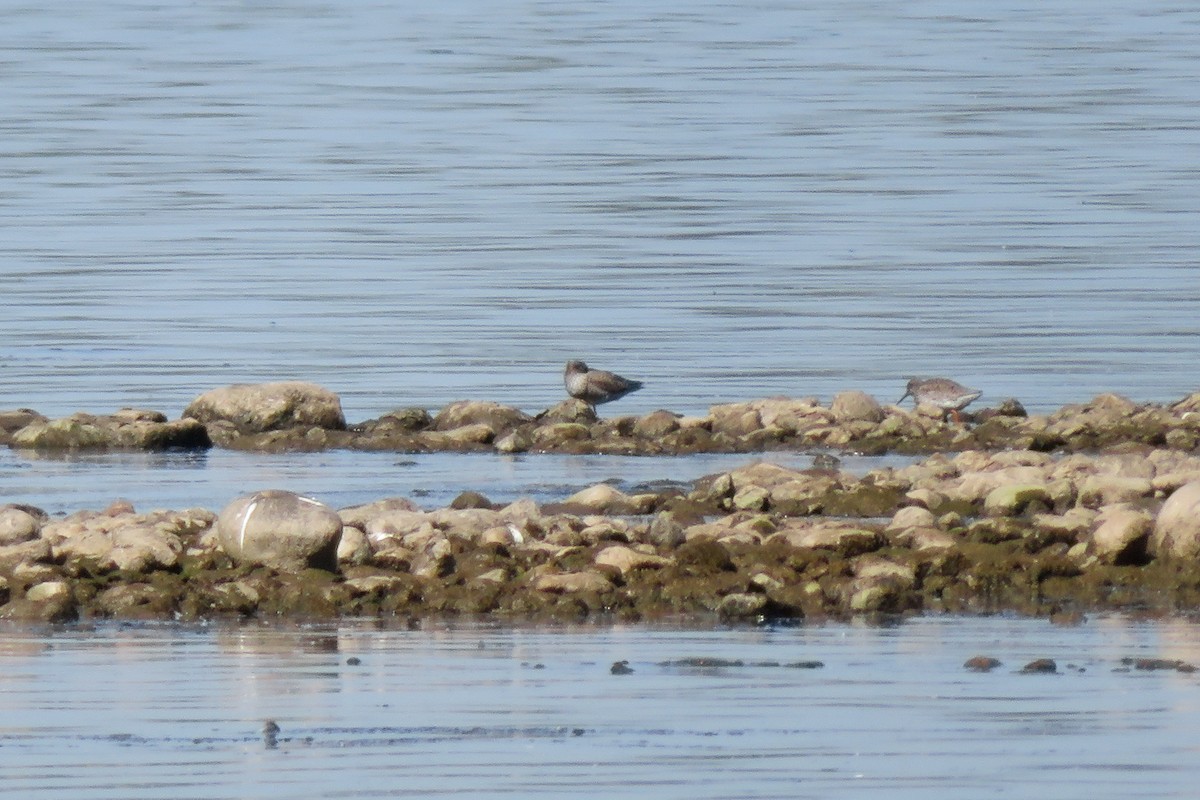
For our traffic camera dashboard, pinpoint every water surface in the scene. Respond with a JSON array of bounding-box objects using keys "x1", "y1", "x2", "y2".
[
  {"x1": 1, "y1": 0, "x2": 1199, "y2": 419},
  {"x1": 2, "y1": 615, "x2": 1199, "y2": 799}
]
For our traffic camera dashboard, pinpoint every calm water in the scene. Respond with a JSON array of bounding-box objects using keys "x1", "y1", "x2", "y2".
[
  {"x1": 1, "y1": 616, "x2": 1200, "y2": 799},
  {"x1": 3, "y1": 7, "x2": 1200, "y2": 794},
  {"x1": 0, "y1": 445, "x2": 918, "y2": 515},
  {"x1": 1, "y1": 1, "x2": 1199, "y2": 421}
]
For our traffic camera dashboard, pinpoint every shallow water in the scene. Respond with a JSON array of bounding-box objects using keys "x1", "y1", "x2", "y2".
[
  {"x1": 2, "y1": 615, "x2": 1200, "y2": 799},
  {"x1": 2, "y1": 0, "x2": 1199, "y2": 420},
  {"x1": 0, "y1": 445, "x2": 916, "y2": 515}
]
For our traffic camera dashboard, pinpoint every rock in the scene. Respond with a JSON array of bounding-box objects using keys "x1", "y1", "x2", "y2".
[
  {"x1": 886, "y1": 506, "x2": 937, "y2": 533},
  {"x1": 184, "y1": 382, "x2": 346, "y2": 433},
  {"x1": 1089, "y1": 504, "x2": 1152, "y2": 565},
  {"x1": 531, "y1": 423, "x2": 592, "y2": 449},
  {"x1": 0, "y1": 505, "x2": 43, "y2": 545},
  {"x1": 1020, "y1": 658, "x2": 1057, "y2": 674},
  {"x1": 777, "y1": 524, "x2": 885, "y2": 557},
  {"x1": 964, "y1": 656, "x2": 1002, "y2": 672},
  {"x1": 562, "y1": 484, "x2": 647, "y2": 515},
  {"x1": 438, "y1": 423, "x2": 496, "y2": 446},
  {"x1": 450, "y1": 491, "x2": 494, "y2": 510},
  {"x1": 594, "y1": 545, "x2": 671, "y2": 576},
  {"x1": 53, "y1": 524, "x2": 184, "y2": 573},
  {"x1": 732, "y1": 485, "x2": 769, "y2": 511},
  {"x1": 494, "y1": 430, "x2": 532, "y2": 453},
  {"x1": 983, "y1": 485, "x2": 1051, "y2": 517},
  {"x1": 1078, "y1": 475, "x2": 1154, "y2": 508},
  {"x1": 1152, "y1": 481, "x2": 1200, "y2": 560},
  {"x1": 9, "y1": 411, "x2": 210, "y2": 451},
  {"x1": 634, "y1": 410, "x2": 682, "y2": 438},
  {"x1": 432, "y1": 400, "x2": 531, "y2": 434},
  {"x1": 533, "y1": 571, "x2": 613, "y2": 594},
  {"x1": 14, "y1": 580, "x2": 76, "y2": 622},
  {"x1": 0, "y1": 538, "x2": 52, "y2": 571},
  {"x1": 338, "y1": 497, "x2": 421, "y2": 530},
  {"x1": 716, "y1": 592, "x2": 768, "y2": 619},
  {"x1": 336, "y1": 526, "x2": 371, "y2": 566},
  {"x1": 537, "y1": 399, "x2": 598, "y2": 426},
  {"x1": 648, "y1": 512, "x2": 687, "y2": 548},
  {"x1": 830, "y1": 391, "x2": 884, "y2": 424},
  {"x1": 216, "y1": 490, "x2": 343, "y2": 571}
]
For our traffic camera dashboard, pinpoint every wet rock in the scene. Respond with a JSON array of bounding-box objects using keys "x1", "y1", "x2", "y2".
[
  {"x1": 216, "y1": 490, "x2": 342, "y2": 572},
  {"x1": 5, "y1": 580, "x2": 76, "y2": 622},
  {"x1": 94, "y1": 583, "x2": 178, "y2": 617},
  {"x1": 1088, "y1": 504, "x2": 1152, "y2": 565},
  {"x1": 532, "y1": 570, "x2": 612, "y2": 594},
  {"x1": 610, "y1": 660, "x2": 634, "y2": 675},
  {"x1": 716, "y1": 592, "x2": 768, "y2": 619},
  {"x1": 494, "y1": 429, "x2": 533, "y2": 453},
  {"x1": 1019, "y1": 658, "x2": 1058, "y2": 674},
  {"x1": 1152, "y1": 480, "x2": 1200, "y2": 560},
  {"x1": 964, "y1": 656, "x2": 1002, "y2": 672},
  {"x1": 0, "y1": 409, "x2": 47, "y2": 439},
  {"x1": 830, "y1": 390, "x2": 884, "y2": 424},
  {"x1": 11, "y1": 412, "x2": 211, "y2": 452},
  {"x1": 531, "y1": 422, "x2": 591, "y2": 449},
  {"x1": 0, "y1": 505, "x2": 43, "y2": 545},
  {"x1": 450, "y1": 491, "x2": 494, "y2": 510},
  {"x1": 367, "y1": 407, "x2": 432, "y2": 432}
]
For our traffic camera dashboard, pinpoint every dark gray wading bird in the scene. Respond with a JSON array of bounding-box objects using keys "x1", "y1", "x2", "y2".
[
  {"x1": 563, "y1": 360, "x2": 644, "y2": 408},
  {"x1": 898, "y1": 377, "x2": 982, "y2": 423}
]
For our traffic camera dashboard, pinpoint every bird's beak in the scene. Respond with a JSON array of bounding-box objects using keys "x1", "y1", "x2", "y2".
[{"x1": 897, "y1": 391, "x2": 910, "y2": 404}]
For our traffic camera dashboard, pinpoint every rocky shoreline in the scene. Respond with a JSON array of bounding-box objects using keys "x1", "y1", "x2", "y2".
[
  {"x1": 3, "y1": 380, "x2": 1200, "y2": 456},
  {"x1": 5, "y1": 419, "x2": 1200, "y2": 623}
]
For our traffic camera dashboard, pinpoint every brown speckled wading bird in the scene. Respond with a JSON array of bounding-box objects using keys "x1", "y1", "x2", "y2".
[
  {"x1": 898, "y1": 377, "x2": 982, "y2": 422},
  {"x1": 563, "y1": 360, "x2": 644, "y2": 408}
]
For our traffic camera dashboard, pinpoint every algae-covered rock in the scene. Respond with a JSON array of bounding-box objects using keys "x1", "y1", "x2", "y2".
[{"x1": 983, "y1": 485, "x2": 1051, "y2": 517}]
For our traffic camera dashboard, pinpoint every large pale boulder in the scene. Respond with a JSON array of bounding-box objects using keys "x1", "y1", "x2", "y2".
[
  {"x1": 184, "y1": 382, "x2": 346, "y2": 432},
  {"x1": 1152, "y1": 481, "x2": 1200, "y2": 560},
  {"x1": 216, "y1": 490, "x2": 343, "y2": 571},
  {"x1": 830, "y1": 391, "x2": 884, "y2": 424},
  {"x1": 0, "y1": 505, "x2": 43, "y2": 545},
  {"x1": 1089, "y1": 505, "x2": 1152, "y2": 564}
]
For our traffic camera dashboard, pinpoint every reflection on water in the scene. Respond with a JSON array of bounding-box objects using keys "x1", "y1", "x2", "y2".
[
  {"x1": 2, "y1": 616, "x2": 1200, "y2": 799},
  {"x1": 1, "y1": 1, "x2": 1199, "y2": 420}
]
